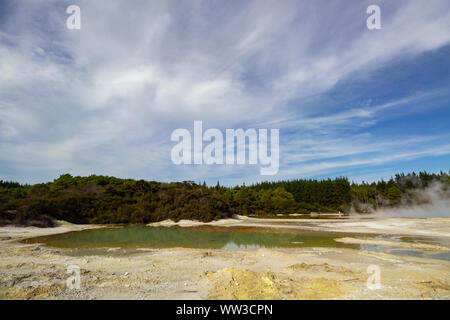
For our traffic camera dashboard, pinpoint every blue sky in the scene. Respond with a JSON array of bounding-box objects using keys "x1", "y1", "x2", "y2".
[{"x1": 0, "y1": 0, "x2": 449, "y2": 186}]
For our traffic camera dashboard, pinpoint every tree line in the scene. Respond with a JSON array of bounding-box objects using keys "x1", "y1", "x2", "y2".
[{"x1": 0, "y1": 171, "x2": 448, "y2": 227}]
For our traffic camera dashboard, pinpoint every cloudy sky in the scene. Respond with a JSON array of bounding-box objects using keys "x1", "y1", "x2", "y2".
[{"x1": 1, "y1": 0, "x2": 450, "y2": 186}]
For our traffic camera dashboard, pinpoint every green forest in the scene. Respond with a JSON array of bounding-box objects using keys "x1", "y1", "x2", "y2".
[{"x1": 0, "y1": 171, "x2": 448, "y2": 227}]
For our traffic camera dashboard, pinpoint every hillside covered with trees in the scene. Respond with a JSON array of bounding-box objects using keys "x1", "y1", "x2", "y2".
[{"x1": 0, "y1": 171, "x2": 448, "y2": 227}]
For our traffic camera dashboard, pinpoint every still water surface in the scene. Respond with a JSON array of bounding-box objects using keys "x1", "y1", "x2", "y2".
[
  {"x1": 25, "y1": 226, "x2": 356, "y2": 249},
  {"x1": 24, "y1": 226, "x2": 450, "y2": 261}
]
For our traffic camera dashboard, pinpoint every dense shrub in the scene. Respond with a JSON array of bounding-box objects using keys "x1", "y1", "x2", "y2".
[{"x1": 0, "y1": 171, "x2": 448, "y2": 226}]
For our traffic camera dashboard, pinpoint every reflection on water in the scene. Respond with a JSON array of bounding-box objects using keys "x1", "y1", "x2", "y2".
[
  {"x1": 24, "y1": 226, "x2": 357, "y2": 250},
  {"x1": 23, "y1": 225, "x2": 450, "y2": 261},
  {"x1": 222, "y1": 242, "x2": 268, "y2": 250}
]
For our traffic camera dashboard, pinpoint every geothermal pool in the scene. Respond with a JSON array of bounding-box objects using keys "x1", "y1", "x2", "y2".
[
  {"x1": 23, "y1": 226, "x2": 450, "y2": 261},
  {"x1": 24, "y1": 226, "x2": 356, "y2": 249}
]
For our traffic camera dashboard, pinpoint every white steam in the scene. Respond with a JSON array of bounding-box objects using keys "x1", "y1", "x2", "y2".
[{"x1": 358, "y1": 182, "x2": 450, "y2": 218}]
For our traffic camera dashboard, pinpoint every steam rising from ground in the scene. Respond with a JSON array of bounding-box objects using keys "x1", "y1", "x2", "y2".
[{"x1": 358, "y1": 182, "x2": 450, "y2": 218}]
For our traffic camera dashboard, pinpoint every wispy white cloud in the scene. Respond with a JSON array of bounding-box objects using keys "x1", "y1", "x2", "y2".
[
  {"x1": 278, "y1": 144, "x2": 450, "y2": 179},
  {"x1": 0, "y1": 0, "x2": 450, "y2": 184}
]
